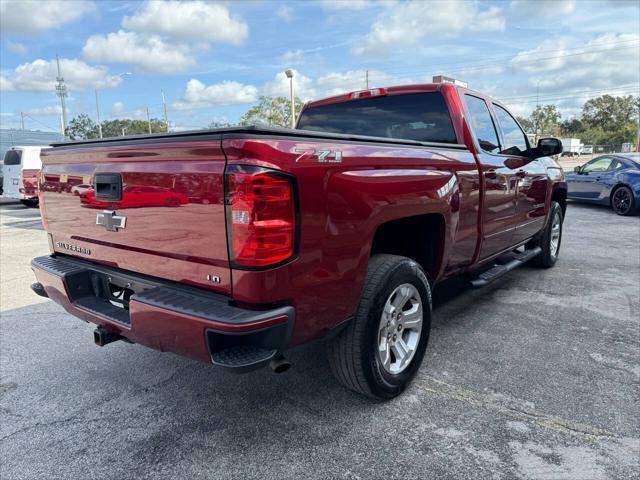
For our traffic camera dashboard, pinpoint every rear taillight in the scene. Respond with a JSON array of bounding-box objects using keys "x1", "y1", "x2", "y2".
[{"x1": 225, "y1": 165, "x2": 297, "y2": 268}]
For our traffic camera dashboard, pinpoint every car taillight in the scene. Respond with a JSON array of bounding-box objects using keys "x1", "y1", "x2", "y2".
[{"x1": 225, "y1": 165, "x2": 297, "y2": 268}]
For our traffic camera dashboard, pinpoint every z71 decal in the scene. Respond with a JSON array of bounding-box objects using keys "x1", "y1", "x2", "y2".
[{"x1": 293, "y1": 148, "x2": 343, "y2": 163}]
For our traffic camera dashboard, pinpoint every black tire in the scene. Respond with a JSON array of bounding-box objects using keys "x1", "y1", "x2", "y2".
[
  {"x1": 528, "y1": 201, "x2": 563, "y2": 268},
  {"x1": 20, "y1": 199, "x2": 39, "y2": 208},
  {"x1": 327, "y1": 254, "x2": 432, "y2": 399},
  {"x1": 611, "y1": 185, "x2": 636, "y2": 216}
]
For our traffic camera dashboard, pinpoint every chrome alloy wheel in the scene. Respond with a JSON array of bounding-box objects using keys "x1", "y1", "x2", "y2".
[
  {"x1": 377, "y1": 283, "x2": 423, "y2": 375},
  {"x1": 550, "y1": 210, "x2": 561, "y2": 258}
]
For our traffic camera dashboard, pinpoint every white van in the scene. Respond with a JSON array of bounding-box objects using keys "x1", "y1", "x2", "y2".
[{"x1": 2, "y1": 146, "x2": 45, "y2": 206}]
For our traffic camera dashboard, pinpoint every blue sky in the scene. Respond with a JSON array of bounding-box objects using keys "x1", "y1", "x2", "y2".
[{"x1": 1, "y1": 0, "x2": 638, "y2": 133}]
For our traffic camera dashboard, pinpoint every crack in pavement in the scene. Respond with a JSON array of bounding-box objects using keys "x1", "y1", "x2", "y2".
[{"x1": 416, "y1": 376, "x2": 619, "y2": 442}]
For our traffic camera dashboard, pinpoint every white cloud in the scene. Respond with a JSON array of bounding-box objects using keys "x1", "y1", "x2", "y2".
[
  {"x1": 321, "y1": 0, "x2": 370, "y2": 10},
  {"x1": 179, "y1": 79, "x2": 258, "y2": 107},
  {"x1": 263, "y1": 69, "x2": 316, "y2": 101},
  {"x1": 0, "y1": 0, "x2": 95, "y2": 34},
  {"x1": 262, "y1": 68, "x2": 412, "y2": 101},
  {"x1": 6, "y1": 41, "x2": 27, "y2": 55},
  {"x1": 2, "y1": 58, "x2": 121, "y2": 92},
  {"x1": 276, "y1": 4, "x2": 294, "y2": 22},
  {"x1": 27, "y1": 105, "x2": 63, "y2": 116},
  {"x1": 0, "y1": 75, "x2": 15, "y2": 91},
  {"x1": 280, "y1": 49, "x2": 305, "y2": 64},
  {"x1": 83, "y1": 30, "x2": 195, "y2": 73},
  {"x1": 500, "y1": 32, "x2": 640, "y2": 117},
  {"x1": 353, "y1": 1, "x2": 505, "y2": 55},
  {"x1": 315, "y1": 69, "x2": 409, "y2": 97},
  {"x1": 510, "y1": 0, "x2": 575, "y2": 17},
  {"x1": 510, "y1": 33, "x2": 640, "y2": 89},
  {"x1": 111, "y1": 102, "x2": 125, "y2": 115},
  {"x1": 122, "y1": 0, "x2": 248, "y2": 44}
]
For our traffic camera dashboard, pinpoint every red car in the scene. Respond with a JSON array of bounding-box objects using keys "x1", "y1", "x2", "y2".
[
  {"x1": 31, "y1": 82, "x2": 566, "y2": 398},
  {"x1": 80, "y1": 185, "x2": 188, "y2": 209}
]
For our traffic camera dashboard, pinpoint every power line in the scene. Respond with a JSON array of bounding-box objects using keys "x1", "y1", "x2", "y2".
[
  {"x1": 21, "y1": 113, "x2": 60, "y2": 132},
  {"x1": 499, "y1": 85, "x2": 640, "y2": 102},
  {"x1": 364, "y1": 39, "x2": 640, "y2": 76}
]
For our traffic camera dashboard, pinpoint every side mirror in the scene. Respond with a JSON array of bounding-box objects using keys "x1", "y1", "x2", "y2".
[
  {"x1": 536, "y1": 137, "x2": 563, "y2": 157},
  {"x1": 573, "y1": 166, "x2": 582, "y2": 174}
]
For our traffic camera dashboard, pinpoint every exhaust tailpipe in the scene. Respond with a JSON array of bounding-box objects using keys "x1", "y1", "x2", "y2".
[
  {"x1": 94, "y1": 327, "x2": 123, "y2": 347},
  {"x1": 270, "y1": 353, "x2": 291, "y2": 374}
]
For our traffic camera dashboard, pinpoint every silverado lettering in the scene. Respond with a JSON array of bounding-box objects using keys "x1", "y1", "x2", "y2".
[
  {"x1": 31, "y1": 83, "x2": 566, "y2": 399},
  {"x1": 55, "y1": 242, "x2": 91, "y2": 255}
]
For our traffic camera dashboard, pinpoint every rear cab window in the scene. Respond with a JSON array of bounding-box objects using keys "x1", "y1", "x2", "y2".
[
  {"x1": 297, "y1": 92, "x2": 458, "y2": 144},
  {"x1": 3, "y1": 150, "x2": 22, "y2": 166},
  {"x1": 463, "y1": 95, "x2": 501, "y2": 154}
]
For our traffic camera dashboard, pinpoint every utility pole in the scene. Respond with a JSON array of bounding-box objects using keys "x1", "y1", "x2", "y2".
[
  {"x1": 146, "y1": 106, "x2": 152, "y2": 134},
  {"x1": 365, "y1": 70, "x2": 369, "y2": 89},
  {"x1": 95, "y1": 89, "x2": 103, "y2": 139},
  {"x1": 285, "y1": 69, "x2": 295, "y2": 129},
  {"x1": 161, "y1": 90, "x2": 169, "y2": 132},
  {"x1": 535, "y1": 81, "x2": 540, "y2": 138},
  {"x1": 55, "y1": 55, "x2": 68, "y2": 136},
  {"x1": 20, "y1": 112, "x2": 25, "y2": 130}
]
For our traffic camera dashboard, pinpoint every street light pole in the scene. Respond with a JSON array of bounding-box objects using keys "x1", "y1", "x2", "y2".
[
  {"x1": 95, "y1": 89, "x2": 103, "y2": 138},
  {"x1": 55, "y1": 55, "x2": 68, "y2": 136},
  {"x1": 161, "y1": 90, "x2": 169, "y2": 132},
  {"x1": 146, "y1": 106, "x2": 152, "y2": 134},
  {"x1": 285, "y1": 69, "x2": 295, "y2": 129}
]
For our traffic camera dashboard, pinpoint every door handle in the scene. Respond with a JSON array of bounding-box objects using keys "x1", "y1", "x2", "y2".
[
  {"x1": 515, "y1": 170, "x2": 526, "y2": 178},
  {"x1": 485, "y1": 169, "x2": 497, "y2": 179},
  {"x1": 595, "y1": 176, "x2": 601, "y2": 181}
]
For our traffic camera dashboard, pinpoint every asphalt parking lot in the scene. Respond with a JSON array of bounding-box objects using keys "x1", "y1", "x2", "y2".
[{"x1": 1, "y1": 199, "x2": 638, "y2": 480}]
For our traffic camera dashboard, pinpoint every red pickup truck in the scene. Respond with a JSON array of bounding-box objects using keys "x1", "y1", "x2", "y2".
[{"x1": 31, "y1": 83, "x2": 566, "y2": 399}]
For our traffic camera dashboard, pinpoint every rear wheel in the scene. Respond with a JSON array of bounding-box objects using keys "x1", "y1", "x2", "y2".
[
  {"x1": 20, "y1": 199, "x2": 39, "y2": 208},
  {"x1": 611, "y1": 186, "x2": 636, "y2": 216},
  {"x1": 528, "y1": 201, "x2": 563, "y2": 268},
  {"x1": 327, "y1": 254, "x2": 432, "y2": 399}
]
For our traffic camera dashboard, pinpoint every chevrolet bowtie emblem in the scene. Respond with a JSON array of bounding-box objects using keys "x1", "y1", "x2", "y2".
[{"x1": 96, "y1": 210, "x2": 127, "y2": 232}]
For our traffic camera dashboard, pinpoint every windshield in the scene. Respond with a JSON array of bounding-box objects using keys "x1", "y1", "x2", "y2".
[{"x1": 297, "y1": 92, "x2": 457, "y2": 144}]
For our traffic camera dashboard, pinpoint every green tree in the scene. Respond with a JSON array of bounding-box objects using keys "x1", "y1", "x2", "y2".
[
  {"x1": 100, "y1": 118, "x2": 167, "y2": 138},
  {"x1": 66, "y1": 114, "x2": 99, "y2": 140},
  {"x1": 208, "y1": 121, "x2": 235, "y2": 129},
  {"x1": 516, "y1": 116, "x2": 534, "y2": 133},
  {"x1": 582, "y1": 95, "x2": 637, "y2": 132},
  {"x1": 559, "y1": 118, "x2": 584, "y2": 136},
  {"x1": 530, "y1": 105, "x2": 561, "y2": 136},
  {"x1": 239, "y1": 95, "x2": 303, "y2": 128}
]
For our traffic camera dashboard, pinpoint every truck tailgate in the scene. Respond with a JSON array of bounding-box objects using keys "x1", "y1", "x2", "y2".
[{"x1": 40, "y1": 139, "x2": 231, "y2": 294}]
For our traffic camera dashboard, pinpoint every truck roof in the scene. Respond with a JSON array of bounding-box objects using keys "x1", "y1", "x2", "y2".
[{"x1": 303, "y1": 82, "x2": 498, "y2": 110}]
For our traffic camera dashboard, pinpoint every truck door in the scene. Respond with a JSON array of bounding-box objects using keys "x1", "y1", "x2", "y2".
[
  {"x1": 492, "y1": 104, "x2": 548, "y2": 243},
  {"x1": 2, "y1": 148, "x2": 22, "y2": 199},
  {"x1": 463, "y1": 94, "x2": 518, "y2": 260}
]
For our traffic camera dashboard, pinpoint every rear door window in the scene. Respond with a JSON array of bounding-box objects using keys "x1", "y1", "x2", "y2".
[
  {"x1": 463, "y1": 95, "x2": 501, "y2": 154},
  {"x1": 297, "y1": 92, "x2": 458, "y2": 144},
  {"x1": 3, "y1": 150, "x2": 22, "y2": 166},
  {"x1": 493, "y1": 105, "x2": 528, "y2": 155}
]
